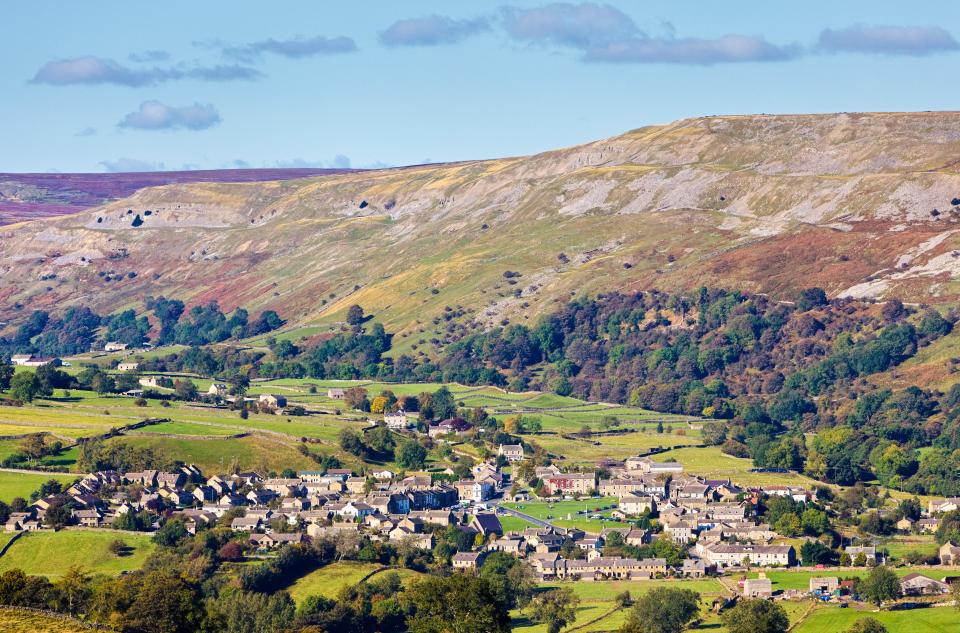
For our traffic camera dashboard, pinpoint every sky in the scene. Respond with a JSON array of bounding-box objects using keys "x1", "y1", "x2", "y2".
[{"x1": 3, "y1": 1, "x2": 960, "y2": 172}]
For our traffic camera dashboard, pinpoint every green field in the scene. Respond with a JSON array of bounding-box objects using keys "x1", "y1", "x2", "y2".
[
  {"x1": 0, "y1": 530, "x2": 155, "y2": 578},
  {"x1": 881, "y1": 535, "x2": 940, "y2": 561},
  {"x1": 744, "y1": 567, "x2": 945, "y2": 591},
  {"x1": 794, "y1": 604, "x2": 960, "y2": 633},
  {"x1": 286, "y1": 562, "x2": 421, "y2": 604},
  {"x1": 0, "y1": 376, "x2": 700, "y2": 475},
  {"x1": 502, "y1": 497, "x2": 623, "y2": 532},
  {"x1": 0, "y1": 471, "x2": 79, "y2": 502},
  {"x1": 513, "y1": 577, "x2": 732, "y2": 633},
  {"x1": 113, "y1": 435, "x2": 319, "y2": 475},
  {"x1": 645, "y1": 446, "x2": 823, "y2": 486}
]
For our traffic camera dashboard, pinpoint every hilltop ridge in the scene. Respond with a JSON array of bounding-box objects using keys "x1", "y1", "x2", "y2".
[{"x1": 2, "y1": 111, "x2": 960, "y2": 341}]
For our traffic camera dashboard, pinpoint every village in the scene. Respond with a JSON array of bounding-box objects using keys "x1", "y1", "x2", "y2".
[{"x1": 7, "y1": 428, "x2": 960, "y2": 607}]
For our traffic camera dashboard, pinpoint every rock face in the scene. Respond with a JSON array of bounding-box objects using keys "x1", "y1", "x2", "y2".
[{"x1": 3, "y1": 112, "x2": 960, "y2": 336}]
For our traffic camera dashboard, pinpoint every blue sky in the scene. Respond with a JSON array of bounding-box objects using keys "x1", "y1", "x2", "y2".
[{"x1": 4, "y1": 1, "x2": 960, "y2": 172}]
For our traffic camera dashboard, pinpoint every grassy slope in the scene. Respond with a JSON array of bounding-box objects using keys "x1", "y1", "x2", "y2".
[
  {"x1": 286, "y1": 562, "x2": 421, "y2": 604},
  {"x1": 0, "y1": 530, "x2": 155, "y2": 578},
  {"x1": 0, "y1": 378, "x2": 697, "y2": 473},
  {"x1": 794, "y1": 605, "x2": 960, "y2": 633},
  {"x1": 0, "y1": 472, "x2": 79, "y2": 502},
  {"x1": 0, "y1": 607, "x2": 111, "y2": 633}
]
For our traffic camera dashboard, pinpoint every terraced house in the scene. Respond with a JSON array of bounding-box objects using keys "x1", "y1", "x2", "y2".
[{"x1": 698, "y1": 543, "x2": 796, "y2": 567}]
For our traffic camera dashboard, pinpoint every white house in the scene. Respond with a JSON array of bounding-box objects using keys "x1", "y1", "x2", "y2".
[
  {"x1": 498, "y1": 444, "x2": 524, "y2": 462},
  {"x1": 208, "y1": 383, "x2": 229, "y2": 397},
  {"x1": 384, "y1": 410, "x2": 410, "y2": 429}
]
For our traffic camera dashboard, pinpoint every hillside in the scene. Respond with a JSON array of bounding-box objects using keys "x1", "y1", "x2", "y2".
[
  {"x1": 3, "y1": 112, "x2": 960, "y2": 342},
  {"x1": 0, "y1": 168, "x2": 355, "y2": 225}
]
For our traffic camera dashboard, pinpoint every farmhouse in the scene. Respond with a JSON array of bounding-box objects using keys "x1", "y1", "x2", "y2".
[
  {"x1": 940, "y1": 541, "x2": 960, "y2": 565},
  {"x1": 929, "y1": 498, "x2": 960, "y2": 514},
  {"x1": 259, "y1": 394, "x2": 288, "y2": 409},
  {"x1": 208, "y1": 383, "x2": 229, "y2": 397},
  {"x1": 384, "y1": 410, "x2": 409, "y2": 429},
  {"x1": 452, "y1": 551, "x2": 485, "y2": 571},
  {"x1": 542, "y1": 473, "x2": 596, "y2": 496},
  {"x1": 844, "y1": 545, "x2": 877, "y2": 565},
  {"x1": 10, "y1": 354, "x2": 57, "y2": 367},
  {"x1": 104, "y1": 342, "x2": 128, "y2": 352},
  {"x1": 117, "y1": 361, "x2": 139, "y2": 371},
  {"x1": 625, "y1": 456, "x2": 683, "y2": 475},
  {"x1": 327, "y1": 388, "x2": 345, "y2": 399},
  {"x1": 497, "y1": 444, "x2": 524, "y2": 462}
]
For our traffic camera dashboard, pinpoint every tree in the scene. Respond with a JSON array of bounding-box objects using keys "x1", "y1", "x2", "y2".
[
  {"x1": 208, "y1": 588, "x2": 296, "y2": 633},
  {"x1": 396, "y1": 439, "x2": 428, "y2": 470},
  {"x1": 121, "y1": 572, "x2": 204, "y2": 633},
  {"x1": 845, "y1": 618, "x2": 888, "y2": 633},
  {"x1": 428, "y1": 387, "x2": 457, "y2": 421},
  {"x1": 53, "y1": 566, "x2": 91, "y2": 615},
  {"x1": 406, "y1": 574, "x2": 510, "y2": 633},
  {"x1": 621, "y1": 587, "x2": 700, "y2": 633},
  {"x1": 0, "y1": 568, "x2": 53, "y2": 608},
  {"x1": 859, "y1": 566, "x2": 902, "y2": 606},
  {"x1": 346, "y1": 304, "x2": 365, "y2": 327},
  {"x1": 9, "y1": 372, "x2": 39, "y2": 402},
  {"x1": 800, "y1": 540, "x2": 836, "y2": 566},
  {"x1": 720, "y1": 599, "x2": 788, "y2": 633},
  {"x1": 344, "y1": 386, "x2": 369, "y2": 411},
  {"x1": 43, "y1": 499, "x2": 73, "y2": 529},
  {"x1": 19, "y1": 433, "x2": 49, "y2": 461},
  {"x1": 153, "y1": 519, "x2": 188, "y2": 547},
  {"x1": 478, "y1": 553, "x2": 536, "y2": 610},
  {"x1": 108, "y1": 539, "x2": 129, "y2": 556},
  {"x1": 231, "y1": 374, "x2": 250, "y2": 397},
  {"x1": 796, "y1": 287, "x2": 828, "y2": 311},
  {"x1": 174, "y1": 379, "x2": 199, "y2": 401},
  {"x1": 530, "y1": 588, "x2": 579, "y2": 633},
  {"x1": 0, "y1": 364, "x2": 14, "y2": 391},
  {"x1": 371, "y1": 395, "x2": 389, "y2": 414}
]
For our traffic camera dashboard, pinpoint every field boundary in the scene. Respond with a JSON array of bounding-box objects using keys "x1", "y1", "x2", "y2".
[
  {"x1": 0, "y1": 531, "x2": 24, "y2": 558},
  {"x1": 566, "y1": 604, "x2": 624, "y2": 632},
  {"x1": 0, "y1": 606, "x2": 113, "y2": 630}
]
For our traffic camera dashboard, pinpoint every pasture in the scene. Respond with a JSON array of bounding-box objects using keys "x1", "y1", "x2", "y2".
[
  {"x1": 286, "y1": 562, "x2": 421, "y2": 604},
  {"x1": 793, "y1": 604, "x2": 960, "y2": 633},
  {"x1": 0, "y1": 471, "x2": 79, "y2": 502},
  {"x1": 0, "y1": 530, "x2": 156, "y2": 578},
  {"x1": 0, "y1": 376, "x2": 703, "y2": 476}
]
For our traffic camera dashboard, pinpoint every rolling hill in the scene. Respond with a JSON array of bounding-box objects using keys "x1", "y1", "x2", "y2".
[
  {"x1": 2, "y1": 112, "x2": 960, "y2": 343},
  {"x1": 0, "y1": 168, "x2": 356, "y2": 225}
]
